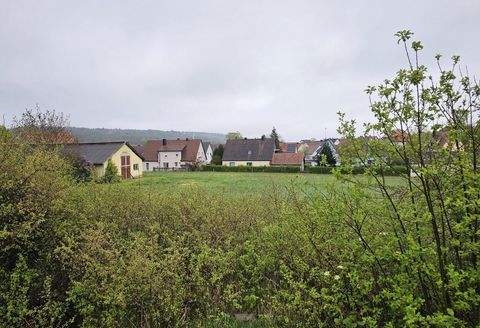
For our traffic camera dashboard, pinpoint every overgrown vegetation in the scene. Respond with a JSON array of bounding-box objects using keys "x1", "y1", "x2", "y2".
[{"x1": 1, "y1": 31, "x2": 479, "y2": 327}]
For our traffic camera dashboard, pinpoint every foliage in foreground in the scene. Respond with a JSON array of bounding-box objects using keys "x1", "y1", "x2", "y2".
[{"x1": 1, "y1": 30, "x2": 479, "y2": 327}]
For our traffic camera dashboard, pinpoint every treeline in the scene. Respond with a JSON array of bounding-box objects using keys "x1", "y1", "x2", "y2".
[{"x1": 68, "y1": 127, "x2": 226, "y2": 144}]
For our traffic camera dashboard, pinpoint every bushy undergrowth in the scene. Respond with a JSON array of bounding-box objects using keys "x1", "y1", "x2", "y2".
[
  {"x1": 1, "y1": 130, "x2": 478, "y2": 327},
  {"x1": 2, "y1": 31, "x2": 479, "y2": 327}
]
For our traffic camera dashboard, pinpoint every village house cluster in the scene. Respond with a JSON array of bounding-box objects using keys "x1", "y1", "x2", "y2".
[{"x1": 62, "y1": 136, "x2": 342, "y2": 179}]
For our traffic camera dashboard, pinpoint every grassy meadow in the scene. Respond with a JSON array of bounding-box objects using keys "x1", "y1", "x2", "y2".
[{"x1": 120, "y1": 170, "x2": 403, "y2": 196}]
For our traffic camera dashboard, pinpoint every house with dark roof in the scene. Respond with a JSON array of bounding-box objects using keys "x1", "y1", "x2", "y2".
[
  {"x1": 62, "y1": 141, "x2": 144, "y2": 178},
  {"x1": 222, "y1": 137, "x2": 276, "y2": 166},
  {"x1": 143, "y1": 138, "x2": 206, "y2": 171}
]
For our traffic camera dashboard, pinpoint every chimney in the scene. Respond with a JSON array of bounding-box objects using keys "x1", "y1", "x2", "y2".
[
  {"x1": 244, "y1": 137, "x2": 247, "y2": 140},
  {"x1": 186, "y1": 138, "x2": 189, "y2": 141},
  {"x1": 177, "y1": 137, "x2": 180, "y2": 140},
  {"x1": 261, "y1": 135, "x2": 265, "y2": 140},
  {"x1": 162, "y1": 139, "x2": 167, "y2": 145}
]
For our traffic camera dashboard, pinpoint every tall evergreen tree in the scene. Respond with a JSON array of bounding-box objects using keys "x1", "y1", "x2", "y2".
[
  {"x1": 211, "y1": 144, "x2": 224, "y2": 165},
  {"x1": 270, "y1": 127, "x2": 280, "y2": 149},
  {"x1": 317, "y1": 143, "x2": 336, "y2": 166}
]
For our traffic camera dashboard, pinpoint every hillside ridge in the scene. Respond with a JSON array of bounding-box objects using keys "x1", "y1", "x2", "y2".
[{"x1": 69, "y1": 127, "x2": 226, "y2": 145}]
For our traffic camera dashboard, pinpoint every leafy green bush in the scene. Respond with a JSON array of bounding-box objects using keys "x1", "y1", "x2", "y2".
[
  {"x1": 100, "y1": 159, "x2": 120, "y2": 183},
  {"x1": 201, "y1": 164, "x2": 301, "y2": 173}
]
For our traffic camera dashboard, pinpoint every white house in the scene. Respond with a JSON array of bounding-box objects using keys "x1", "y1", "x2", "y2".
[{"x1": 143, "y1": 138, "x2": 206, "y2": 171}]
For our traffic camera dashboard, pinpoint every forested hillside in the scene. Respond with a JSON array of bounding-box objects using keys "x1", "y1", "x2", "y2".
[{"x1": 69, "y1": 127, "x2": 226, "y2": 144}]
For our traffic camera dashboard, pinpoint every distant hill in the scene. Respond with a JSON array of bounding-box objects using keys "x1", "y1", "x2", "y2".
[{"x1": 69, "y1": 127, "x2": 226, "y2": 145}]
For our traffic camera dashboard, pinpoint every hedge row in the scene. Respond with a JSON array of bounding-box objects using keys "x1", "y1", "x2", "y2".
[
  {"x1": 200, "y1": 165, "x2": 409, "y2": 175},
  {"x1": 201, "y1": 165, "x2": 302, "y2": 173}
]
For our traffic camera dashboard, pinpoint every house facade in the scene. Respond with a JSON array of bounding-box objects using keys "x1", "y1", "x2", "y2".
[
  {"x1": 143, "y1": 138, "x2": 206, "y2": 171},
  {"x1": 222, "y1": 137, "x2": 275, "y2": 166},
  {"x1": 203, "y1": 142, "x2": 213, "y2": 164},
  {"x1": 62, "y1": 141, "x2": 144, "y2": 178},
  {"x1": 298, "y1": 140, "x2": 325, "y2": 166}
]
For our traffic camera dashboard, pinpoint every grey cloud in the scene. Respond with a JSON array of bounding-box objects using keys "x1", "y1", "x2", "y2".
[{"x1": 1, "y1": 0, "x2": 479, "y2": 140}]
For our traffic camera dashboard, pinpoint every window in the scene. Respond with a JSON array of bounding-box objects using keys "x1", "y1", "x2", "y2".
[
  {"x1": 176, "y1": 153, "x2": 179, "y2": 157},
  {"x1": 145, "y1": 162, "x2": 149, "y2": 170},
  {"x1": 164, "y1": 154, "x2": 167, "y2": 158},
  {"x1": 163, "y1": 162, "x2": 169, "y2": 168},
  {"x1": 229, "y1": 162, "x2": 235, "y2": 166},
  {"x1": 133, "y1": 164, "x2": 139, "y2": 171},
  {"x1": 246, "y1": 162, "x2": 252, "y2": 166},
  {"x1": 174, "y1": 162, "x2": 178, "y2": 166}
]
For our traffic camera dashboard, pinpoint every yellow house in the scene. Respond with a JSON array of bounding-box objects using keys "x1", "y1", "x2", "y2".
[
  {"x1": 63, "y1": 141, "x2": 144, "y2": 178},
  {"x1": 222, "y1": 137, "x2": 275, "y2": 167}
]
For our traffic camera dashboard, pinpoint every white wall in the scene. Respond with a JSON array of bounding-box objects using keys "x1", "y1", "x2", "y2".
[
  {"x1": 144, "y1": 161, "x2": 159, "y2": 171},
  {"x1": 196, "y1": 143, "x2": 206, "y2": 163},
  {"x1": 222, "y1": 160, "x2": 271, "y2": 167},
  {"x1": 158, "y1": 151, "x2": 183, "y2": 169},
  {"x1": 205, "y1": 145, "x2": 213, "y2": 163}
]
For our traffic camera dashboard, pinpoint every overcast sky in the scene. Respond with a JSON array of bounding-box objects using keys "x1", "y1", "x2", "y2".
[{"x1": 1, "y1": 1, "x2": 479, "y2": 140}]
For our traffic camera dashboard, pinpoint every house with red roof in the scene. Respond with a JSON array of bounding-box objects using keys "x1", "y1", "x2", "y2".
[{"x1": 143, "y1": 138, "x2": 206, "y2": 171}]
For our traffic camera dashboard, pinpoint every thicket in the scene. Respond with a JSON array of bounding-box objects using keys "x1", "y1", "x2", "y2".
[{"x1": 1, "y1": 30, "x2": 479, "y2": 327}]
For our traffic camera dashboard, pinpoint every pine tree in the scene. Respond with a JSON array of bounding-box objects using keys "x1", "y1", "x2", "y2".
[
  {"x1": 101, "y1": 160, "x2": 119, "y2": 183},
  {"x1": 317, "y1": 144, "x2": 336, "y2": 166},
  {"x1": 270, "y1": 127, "x2": 280, "y2": 149}
]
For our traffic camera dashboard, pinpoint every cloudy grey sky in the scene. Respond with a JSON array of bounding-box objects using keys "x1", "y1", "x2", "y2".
[{"x1": 1, "y1": 0, "x2": 479, "y2": 140}]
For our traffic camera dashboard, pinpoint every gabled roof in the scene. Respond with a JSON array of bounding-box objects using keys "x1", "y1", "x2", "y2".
[
  {"x1": 202, "y1": 141, "x2": 212, "y2": 152},
  {"x1": 144, "y1": 139, "x2": 202, "y2": 162},
  {"x1": 271, "y1": 152, "x2": 304, "y2": 165},
  {"x1": 299, "y1": 140, "x2": 325, "y2": 156},
  {"x1": 62, "y1": 141, "x2": 144, "y2": 165},
  {"x1": 223, "y1": 138, "x2": 275, "y2": 161},
  {"x1": 133, "y1": 144, "x2": 145, "y2": 157}
]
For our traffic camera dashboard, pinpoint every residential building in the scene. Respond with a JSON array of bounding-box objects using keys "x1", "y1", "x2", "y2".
[
  {"x1": 143, "y1": 138, "x2": 206, "y2": 171},
  {"x1": 271, "y1": 152, "x2": 305, "y2": 170},
  {"x1": 202, "y1": 142, "x2": 213, "y2": 164},
  {"x1": 62, "y1": 141, "x2": 144, "y2": 178},
  {"x1": 222, "y1": 137, "x2": 275, "y2": 166},
  {"x1": 298, "y1": 140, "x2": 325, "y2": 166}
]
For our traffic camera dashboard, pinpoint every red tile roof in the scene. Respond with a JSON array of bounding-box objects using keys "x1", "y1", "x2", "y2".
[
  {"x1": 271, "y1": 152, "x2": 304, "y2": 165},
  {"x1": 144, "y1": 139, "x2": 202, "y2": 162}
]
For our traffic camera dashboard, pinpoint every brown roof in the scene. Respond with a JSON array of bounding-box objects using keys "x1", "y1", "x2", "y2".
[
  {"x1": 271, "y1": 152, "x2": 304, "y2": 165},
  {"x1": 143, "y1": 139, "x2": 202, "y2": 162}
]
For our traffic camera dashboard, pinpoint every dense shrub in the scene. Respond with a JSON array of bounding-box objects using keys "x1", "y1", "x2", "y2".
[
  {"x1": 201, "y1": 164, "x2": 301, "y2": 173},
  {"x1": 100, "y1": 159, "x2": 120, "y2": 183},
  {"x1": 2, "y1": 31, "x2": 479, "y2": 327}
]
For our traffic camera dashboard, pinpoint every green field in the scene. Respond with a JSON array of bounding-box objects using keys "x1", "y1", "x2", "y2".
[{"x1": 122, "y1": 171, "x2": 403, "y2": 195}]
